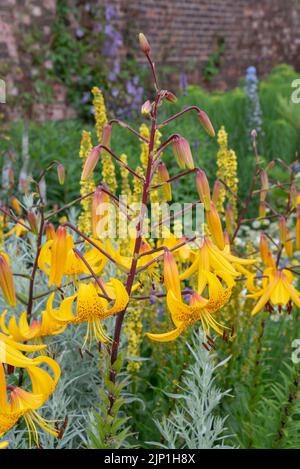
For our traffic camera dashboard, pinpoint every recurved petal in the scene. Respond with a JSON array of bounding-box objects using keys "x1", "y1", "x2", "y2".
[{"x1": 146, "y1": 325, "x2": 184, "y2": 342}]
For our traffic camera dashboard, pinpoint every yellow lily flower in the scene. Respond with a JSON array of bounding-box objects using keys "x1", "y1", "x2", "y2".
[
  {"x1": 0, "y1": 333, "x2": 46, "y2": 367},
  {"x1": 0, "y1": 253, "x2": 16, "y2": 307},
  {"x1": 0, "y1": 308, "x2": 66, "y2": 343},
  {"x1": 106, "y1": 239, "x2": 158, "y2": 276},
  {"x1": 0, "y1": 441, "x2": 8, "y2": 449},
  {"x1": 47, "y1": 279, "x2": 129, "y2": 347},
  {"x1": 157, "y1": 229, "x2": 192, "y2": 262},
  {"x1": 180, "y1": 236, "x2": 254, "y2": 292},
  {"x1": 38, "y1": 227, "x2": 107, "y2": 287},
  {"x1": 146, "y1": 252, "x2": 230, "y2": 342},
  {"x1": 4, "y1": 219, "x2": 28, "y2": 238},
  {"x1": 0, "y1": 355, "x2": 61, "y2": 447},
  {"x1": 248, "y1": 267, "x2": 300, "y2": 315}
]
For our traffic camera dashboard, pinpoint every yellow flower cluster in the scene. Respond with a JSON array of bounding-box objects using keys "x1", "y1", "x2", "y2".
[
  {"x1": 124, "y1": 302, "x2": 143, "y2": 373},
  {"x1": 92, "y1": 87, "x2": 117, "y2": 192},
  {"x1": 78, "y1": 130, "x2": 95, "y2": 235},
  {"x1": 139, "y1": 123, "x2": 150, "y2": 172},
  {"x1": 120, "y1": 153, "x2": 132, "y2": 201},
  {"x1": 216, "y1": 126, "x2": 238, "y2": 220}
]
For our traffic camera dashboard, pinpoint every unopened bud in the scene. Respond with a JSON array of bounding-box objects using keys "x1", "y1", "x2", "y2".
[
  {"x1": 206, "y1": 201, "x2": 225, "y2": 250},
  {"x1": 92, "y1": 187, "x2": 109, "y2": 239},
  {"x1": 259, "y1": 200, "x2": 266, "y2": 218},
  {"x1": 141, "y1": 100, "x2": 152, "y2": 116},
  {"x1": 28, "y1": 210, "x2": 38, "y2": 235},
  {"x1": 138, "y1": 33, "x2": 150, "y2": 54},
  {"x1": 290, "y1": 182, "x2": 297, "y2": 209},
  {"x1": 196, "y1": 169, "x2": 211, "y2": 211},
  {"x1": 165, "y1": 91, "x2": 177, "y2": 103},
  {"x1": 82, "y1": 147, "x2": 100, "y2": 180},
  {"x1": 198, "y1": 110, "x2": 215, "y2": 137},
  {"x1": 163, "y1": 251, "x2": 181, "y2": 300},
  {"x1": 260, "y1": 233, "x2": 269, "y2": 265},
  {"x1": 45, "y1": 222, "x2": 55, "y2": 240},
  {"x1": 212, "y1": 179, "x2": 222, "y2": 206},
  {"x1": 279, "y1": 217, "x2": 287, "y2": 244},
  {"x1": 0, "y1": 253, "x2": 16, "y2": 307},
  {"x1": 48, "y1": 226, "x2": 68, "y2": 287},
  {"x1": 102, "y1": 124, "x2": 112, "y2": 148},
  {"x1": 171, "y1": 136, "x2": 194, "y2": 170},
  {"x1": 260, "y1": 170, "x2": 269, "y2": 202},
  {"x1": 285, "y1": 238, "x2": 293, "y2": 258},
  {"x1": 157, "y1": 162, "x2": 172, "y2": 201},
  {"x1": 11, "y1": 196, "x2": 22, "y2": 215},
  {"x1": 57, "y1": 164, "x2": 65, "y2": 185}
]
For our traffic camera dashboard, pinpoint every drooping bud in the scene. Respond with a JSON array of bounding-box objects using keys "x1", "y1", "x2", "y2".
[
  {"x1": 260, "y1": 233, "x2": 269, "y2": 265},
  {"x1": 206, "y1": 201, "x2": 225, "y2": 250},
  {"x1": 28, "y1": 210, "x2": 38, "y2": 235},
  {"x1": 225, "y1": 204, "x2": 234, "y2": 235},
  {"x1": 163, "y1": 251, "x2": 181, "y2": 300},
  {"x1": 260, "y1": 170, "x2": 269, "y2": 202},
  {"x1": 165, "y1": 91, "x2": 177, "y2": 103},
  {"x1": 285, "y1": 238, "x2": 293, "y2": 258},
  {"x1": 101, "y1": 123, "x2": 112, "y2": 148},
  {"x1": 171, "y1": 136, "x2": 194, "y2": 170},
  {"x1": 45, "y1": 222, "x2": 55, "y2": 240},
  {"x1": 157, "y1": 162, "x2": 172, "y2": 202},
  {"x1": 198, "y1": 110, "x2": 215, "y2": 137},
  {"x1": 92, "y1": 187, "x2": 109, "y2": 239},
  {"x1": 196, "y1": 169, "x2": 211, "y2": 211},
  {"x1": 0, "y1": 253, "x2": 16, "y2": 307},
  {"x1": 57, "y1": 164, "x2": 65, "y2": 185},
  {"x1": 212, "y1": 179, "x2": 222, "y2": 206},
  {"x1": 278, "y1": 217, "x2": 287, "y2": 244},
  {"x1": 266, "y1": 251, "x2": 276, "y2": 269},
  {"x1": 138, "y1": 33, "x2": 150, "y2": 54},
  {"x1": 141, "y1": 100, "x2": 152, "y2": 116},
  {"x1": 48, "y1": 226, "x2": 68, "y2": 287},
  {"x1": 11, "y1": 196, "x2": 22, "y2": 215},
  {"x1": 290, "y1": 182, "x2": 297, "y2": 209},
  {"x1": 81, "y1": 147, "x2": 100, "y2": 180},
  {"x1": 259, "y1": 200, "x2": 266, "y2": 218},
  {"x1": 296, "y1": 205, "x2": 300, "y2": 250}
]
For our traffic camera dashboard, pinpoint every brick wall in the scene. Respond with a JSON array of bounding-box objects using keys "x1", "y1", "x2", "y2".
[{"x1": 0, "y1": 0, "x2": 299, "y2": 120}]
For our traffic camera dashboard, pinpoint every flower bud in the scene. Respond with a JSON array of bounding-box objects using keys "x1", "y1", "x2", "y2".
[
  {"x1": 11, "y1": 196, "x2": 22, "y2": 215},
  {"x1": 198, "y1": 110, "x2": 215, "y2": 137},
  {"x1": 260, "y1": 233, "x2": 269, "y2": 265},
  {"x1": 141, "y1": 100, "x2": 152, "y2": 116},
  {"x1": 138, "y1": 33, "x2": 150, "y2": 54},
  {"x1": 206, "y1": 202, "x2": 225, "y2": 250},
  {"x1": 279, "y1": 217, "x2": 287, "y2": 244},
  {"x1": 45, "y1": 222, "x2": 55, "y2": 240},
  {"x1": 102, "y1": 123, "x2": 112, "y2": 148},
  {"x1": 82, "y1": 147, "x2": 100, "y2": 180},
  {"x1": 28, "y1": 210, "x2": 38, "y2": 235},
  {"x1": 171, "y1": 136, "x2": 194, "y2": 169},
  {"x1": 57, "y1": 163, "x2": 65, "y2": 185},
  {"x1": 92, "y1": 187, "x2": 109, "y2": 239},
  {"x1": 0, "y1": 253, "x2": 16, "y2": 307},
  {"x1": 260, "y1": 170, "x2": 269, "y2": 202},
  {"x1": 225, "y1": 204, "x2": 234, "y2": 235},
  {"x1": 196, "y1": 169, "x2": 211, "y2": 211},
  {"x1": 259, "y1": 200, "x2": 266, "y2": 218},
  {"x1": 285, "y1": 238, "x2": 293, "y2": 258},
  {"x1": 290, "y1": 182, "x2": 297, "y2": 209},
  {"x1": 157, "y1": 162, "x2": 172, "y2": 202},
  {"x1": 163, "y1": 251, "x2": 181, "y2": 300},
  {"x1": 165, "y1": 91, "x2": 177, "y2": 103},
  {"x1": 212, "y1": 179, "x2": 222, "y2": 206}
]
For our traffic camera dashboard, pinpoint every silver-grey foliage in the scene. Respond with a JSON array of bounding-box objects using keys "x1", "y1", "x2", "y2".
[{"x1": 152, "y1": 331, "x2": 234, "y2": 449}]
